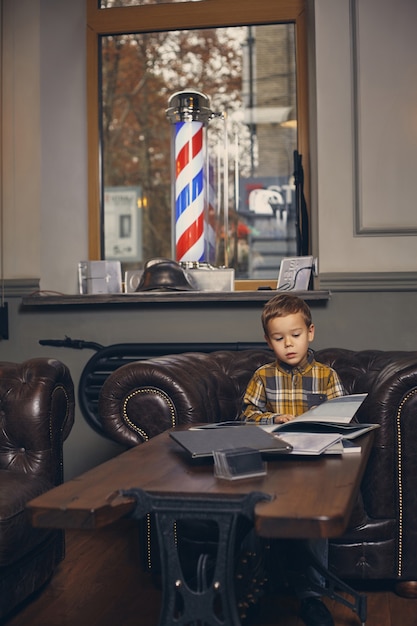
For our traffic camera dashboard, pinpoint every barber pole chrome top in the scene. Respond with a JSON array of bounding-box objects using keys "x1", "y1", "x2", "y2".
[{"x1": 166, "y1": 90, "x2": 217, "y2": 124}]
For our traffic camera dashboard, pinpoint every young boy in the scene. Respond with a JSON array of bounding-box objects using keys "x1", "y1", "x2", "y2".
[
  {"x1": 242, "y1": 293, "x2": 344, "y2": 424},
  {"x1": 242, "y1": 293, "x2": 345, "y2": 626}
]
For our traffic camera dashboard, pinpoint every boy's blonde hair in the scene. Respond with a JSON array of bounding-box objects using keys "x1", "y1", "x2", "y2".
[{"x1": 261, "y1": 293, "x2": 312, "y2": 335}]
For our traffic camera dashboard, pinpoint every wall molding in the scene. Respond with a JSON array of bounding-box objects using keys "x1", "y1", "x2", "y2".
[
  {"x1": 351, "y1": 0, "x2": 417, "y2": 236},
  {"x1": 1, "y1": 278, "x2": 40, "y2": 298},
  {"x1": 319, "y1": 272, "x2": 417, "y2": 292}
]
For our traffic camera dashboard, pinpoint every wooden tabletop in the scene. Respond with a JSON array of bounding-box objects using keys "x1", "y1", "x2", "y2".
[{"x1": 28, "y1": 429, "x2": 373, "y2": 539}]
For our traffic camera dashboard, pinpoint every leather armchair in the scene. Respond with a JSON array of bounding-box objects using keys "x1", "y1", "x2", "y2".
[
  {"x1": 98, "y1": 347, "x2": 417, "y2": 598},
  {"x1": 0, "y1": 358, "x2": 75, "y2": 620}
]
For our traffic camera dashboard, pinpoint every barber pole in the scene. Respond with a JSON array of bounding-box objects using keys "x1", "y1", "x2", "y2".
[
  {"x1": 174, "y1": 120, "x2": 205, "y2": 261},
  {"x1": 166, "y1": 91, "x2": 222, "y2": 263}
]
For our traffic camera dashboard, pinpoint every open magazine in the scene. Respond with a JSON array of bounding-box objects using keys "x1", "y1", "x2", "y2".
[
  {"x1": 256, "y1": 393, "x2": 378, "y2": 455},
  {"x1": 258, "y1": 393, "x2": 378, "y2": 440}
]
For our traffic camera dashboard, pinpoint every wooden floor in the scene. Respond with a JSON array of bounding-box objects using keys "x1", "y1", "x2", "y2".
[{"x1": 3, "y1": 519, "x2": 417, "y2": 626}]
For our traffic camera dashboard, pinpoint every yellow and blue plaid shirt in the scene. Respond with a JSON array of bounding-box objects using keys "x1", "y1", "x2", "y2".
[{"x1": 242, "y1": 350, "x2": 345, "y2": 424}]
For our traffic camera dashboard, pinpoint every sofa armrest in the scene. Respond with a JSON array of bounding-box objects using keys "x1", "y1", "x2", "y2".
[
  {"x1": 98, "y1": 349, "x2": 272, "y2": 447},
  {"x1": 334, "y1": 356, "x2": 417, "y2": 579},
  {"x1": 0, "y1": 358, "x2": 75, "y2": 484},
  {"x1": 355, "y1": 356, "x2": 417, "y2": 516}
]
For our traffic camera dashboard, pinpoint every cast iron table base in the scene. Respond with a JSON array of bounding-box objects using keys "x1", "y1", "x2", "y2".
[{"x1": 122, "y1": 487, "x2": 367, "y2": 626}]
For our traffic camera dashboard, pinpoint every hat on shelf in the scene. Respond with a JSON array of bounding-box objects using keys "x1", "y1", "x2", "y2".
[{"x1": 135, "y1": 258, "x2": 196, "y2": 292}]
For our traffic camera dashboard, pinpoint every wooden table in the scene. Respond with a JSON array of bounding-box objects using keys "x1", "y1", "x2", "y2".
[{"x1": 28, "y1": 429, "x2": 373, "y2": 625}]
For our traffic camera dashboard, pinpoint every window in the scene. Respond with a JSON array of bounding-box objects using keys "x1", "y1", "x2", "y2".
[{"x1": 87, "y1": 0, "x2": 309, "y2": 286}]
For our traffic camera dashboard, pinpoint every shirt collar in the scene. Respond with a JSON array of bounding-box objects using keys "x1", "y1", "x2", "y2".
[{"x1": 277, "y1": 348, "x2": 315, "y2": 375}]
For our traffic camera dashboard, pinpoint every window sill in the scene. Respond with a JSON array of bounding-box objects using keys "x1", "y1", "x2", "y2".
[{"x1": 21, "y1": 290, "x2": 330, "y2": 309}]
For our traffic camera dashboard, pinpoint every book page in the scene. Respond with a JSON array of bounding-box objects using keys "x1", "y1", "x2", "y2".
[
  {"x1": 256, "y1": 393, "x2": 369, "y2": 434},
  {"x1": 291, "y1": 393, "x2": 367, "y2": 424},
  {"x1": 276, "y1": 432, "x2": 343, "y2": 455}
]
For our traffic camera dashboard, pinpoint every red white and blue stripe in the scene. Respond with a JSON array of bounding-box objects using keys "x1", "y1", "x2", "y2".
[{"x1": 174, "y1": 121, "x2": 205, "y2": 262}]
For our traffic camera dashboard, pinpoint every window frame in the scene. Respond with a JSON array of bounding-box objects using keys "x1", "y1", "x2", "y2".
[{"x1": 86, "y1": 0, "x2": 310, "y2": 288}]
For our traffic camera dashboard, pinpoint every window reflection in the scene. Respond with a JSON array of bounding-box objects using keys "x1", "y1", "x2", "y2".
[{"x1": 100, "y1": 23, "x2": 298, "y2": 279}]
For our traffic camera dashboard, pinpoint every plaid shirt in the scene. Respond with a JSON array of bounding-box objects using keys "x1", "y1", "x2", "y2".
[{"x1": 242, "y1": 350, "x2": 345, "y2": 424}]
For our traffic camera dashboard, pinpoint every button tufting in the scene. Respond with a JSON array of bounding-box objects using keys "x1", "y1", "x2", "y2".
[{"x1": 357, "y1": 556, "x2": 370, "y2": 571}]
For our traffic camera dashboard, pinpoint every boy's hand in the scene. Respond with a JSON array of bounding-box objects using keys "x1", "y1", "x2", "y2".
[{"x1": 273, "y1": 414, "x2": 294, "y2": 424}]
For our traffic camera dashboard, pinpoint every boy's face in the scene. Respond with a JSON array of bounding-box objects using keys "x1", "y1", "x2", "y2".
[{"x1": 265, "y1": 312, "x2": 315, "y2": 367}]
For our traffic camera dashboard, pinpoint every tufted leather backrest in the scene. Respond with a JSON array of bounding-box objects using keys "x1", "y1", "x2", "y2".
[
  {"x1": 99, "y1": 346, "x2": 417, "y2": 451},
  {"x1": 0, "y1": 358, "x2": 75, "y2": 485},
  {"x1": 315, "y1": 348, "x2": 417, "y2": 395}
]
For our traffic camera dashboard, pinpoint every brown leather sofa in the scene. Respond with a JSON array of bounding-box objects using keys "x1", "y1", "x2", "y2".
[
  {"x1": 0, "y1": 358, "x2": 75, "y2": 620},
  {"x1": 97, "y1": 347, "x2": 417, "y2": 598}
]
